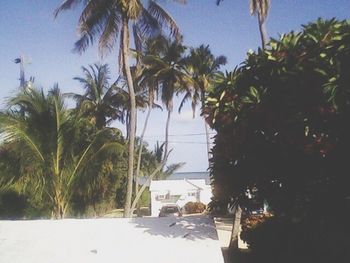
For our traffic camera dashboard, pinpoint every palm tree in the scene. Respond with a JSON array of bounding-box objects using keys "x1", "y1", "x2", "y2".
[
  {"x1": 68, "y1": 64, "x2": 125, "y2": 129},
  {"x1": 217, "y1": 0, "x2": 270, "y2": 47},
  {"x1": 114, "y1": 66, "x2": 153, "y2": 140},
  {"x1": 181, "y1": 44, "x2": 226, "y2": 161},
  {"x1": 54, "y1": 0, "x2": 183, "y2": 217},
  {"x1": 141, "y1": 36, "x2": 191, "y2": 160},
  {"x1": 250, "y1": 0, "x2": 270, "y2": 47},
  {"x1": 0, "y1": 87, "x2": 122, "y2": 218}
]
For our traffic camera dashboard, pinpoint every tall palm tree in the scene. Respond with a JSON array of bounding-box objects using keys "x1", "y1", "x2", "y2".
[
  {"x1": 134, "y1": 36, "x2": 165, "y2": 206},
  {"x1": 55, "y1": 0, "x2": 183, "y2": 217},
  {"x1": 68, "y1": 64, "x2": 125, "y2": 129},
  {"x1": 141, "y1": 36, "x2": 191, "y2": 160},
  {"x1": 0, "y1": 87, "x2": 122, "y2": 218},
  {"x1": 114, "y1": 67, "x2": 151, "y2": 139},
  {"x1": 250, "y1": 0, "x2": 270, "y2": 47},
  {"x1": 181, "y1": 44, "x2": 226, "y2": 161},
  {"x1": 217, "y1": 0, "x2": 270, "y2": 47}
]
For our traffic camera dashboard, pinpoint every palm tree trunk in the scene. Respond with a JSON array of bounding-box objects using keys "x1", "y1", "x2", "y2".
[
  {"x1": 135, "y1": 104, "x2": 152, "y2": 216},
  {"x1": 163, "y1": 110, "x2": 172, "y2": 161},
  {"x1": 204, "y1": 120, "x2": 211, "y2": 162},
  {"x1": 258, "y1": 12, "x2": 268, "y2": 48},
  {"x1": 122, "y1": 18, "x2": 137, "y2": 218},
  {"x1": 126, "y1": 112, "x2": 130, "y2": 140},
  {"x1": 229, "y1": 205, "x2": 242, "y2": 252},
  {"x1": 201, "y1": 91, "x2": 211, "y2": 163}
]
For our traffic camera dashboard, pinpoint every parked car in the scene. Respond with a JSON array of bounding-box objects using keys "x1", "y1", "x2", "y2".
[{"x1": 158, "y1": 205, "x2": 182, "y2": 217}]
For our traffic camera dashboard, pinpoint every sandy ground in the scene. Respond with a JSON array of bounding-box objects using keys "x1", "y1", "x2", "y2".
[{"x1": 0, "y1": 215, "x2": 224, "y2": 263}]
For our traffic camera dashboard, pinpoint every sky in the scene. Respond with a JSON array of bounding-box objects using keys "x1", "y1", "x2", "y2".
[{"x1": 1, "y1": 0, "x2": 350, "y2": 172}]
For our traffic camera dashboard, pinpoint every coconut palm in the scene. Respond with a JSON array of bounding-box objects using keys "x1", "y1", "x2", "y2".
[
  {"x1": 217, "y1": 0, "x2": 270, "y2": 47},
  {"x1": 0, "y1": 87, "x2": 122, "y2": 218},
  {"x1": 180, "y1": 45, "x2": 226, "y2": 160},
  {"x1": 250, "y1": 0, "x2": 270, "y2": 47},
  {"x1": 114, "y1": 66, "x2": 155, "y2": 139},
  {"x1": 55, "y1": 0, "x2": 183, "y2": 217},
  {"x1": 141, "y1": 36, "x2": 191, "y2": 160},
  {"x1": 68, "y1": 64, "x2": 125, "y2": 129}
]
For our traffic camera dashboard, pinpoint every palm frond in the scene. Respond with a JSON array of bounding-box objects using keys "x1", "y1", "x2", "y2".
[
  {"x1": 147, "y1": 1, "x2": 180, "y2": 40},
  {"x1": 136, "y1": 6, "x2": 161, "y2": 39},
  {"x1": 54, "y1": 0, "x2": 83, "y2": 18},
  {"x1": 99, "y1": 11, "x2": 121, "y2": 56},
  {"x1": 178, "y1": 91, "x2": 192, "y2": 114}
]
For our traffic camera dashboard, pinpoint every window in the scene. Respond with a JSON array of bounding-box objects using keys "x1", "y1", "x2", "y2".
[
  {"x1": 156, "y1": 194, "x2": 166, "y2": 200},
  {"x1": 156, "y1": 192, "x2": 170, "y2": 200},
  {"x1": 188, "y1": 192, "x2": 196, "y2": 197}
]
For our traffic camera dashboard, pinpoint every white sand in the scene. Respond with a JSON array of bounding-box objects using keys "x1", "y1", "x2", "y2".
[{"x1": 0, "y1": 215, "x2": 224, "y2": 263}]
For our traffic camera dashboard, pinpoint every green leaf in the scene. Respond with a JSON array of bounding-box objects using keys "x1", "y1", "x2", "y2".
[
  {"x1": 249, "y1": 86, "x2": 259, "y2": 97},
  {"x1": 206, "y1": 97, "x2": 218, "y2": 103},
  {"x1": 314, "y1": 68, "x2": 328, "y2": 76},
  {"x1": 219, "y1": 91, "x2": 226, "y2": 101},
  {"x1": 268, "y1": 54, "x2": 277, "y2": 61}
]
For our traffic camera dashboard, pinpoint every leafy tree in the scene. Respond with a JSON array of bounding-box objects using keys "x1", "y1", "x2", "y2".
[
  {"x1": 55, "y1": 0, "x2": 184, "y2": 217},
  {"x1": 0, "y1": 87, "x2": 123, "y2": 218},
  {"x1": 205, "y1": 19, "x2": 350, "y2": 261}
]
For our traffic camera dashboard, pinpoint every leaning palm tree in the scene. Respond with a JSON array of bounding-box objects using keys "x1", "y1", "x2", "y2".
[
  {"x1": 217, "y1": 0, "x2": 270, "y2": 47},
  {"x1": 54, "y1": 0, "x2": 183, "y2": 217},
  {"x1": 0, "y1": 87, "x2": 122, "y2": 218},
  {"x1": 141, "y1": 36, "x2": 191, "y2": 160},
  {"x1": 68, "y1": 64, "x2": 125, "y2": 129},
  {"x1": 181, "y1": 44, "x2": 226, "y2": 161}
]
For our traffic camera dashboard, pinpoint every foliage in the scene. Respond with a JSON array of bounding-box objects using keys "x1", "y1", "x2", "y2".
[
  {"x1": 0, "y1": 189, "x2": 29, "y2": 219},
  {"x1": 205, "y1": 19, "x2": 350, "y2": 260},
  {"x1": 0, "y1": 87, "x2": 124, "y2": 218},
  {"x1": 68, "y1": 64, "x2": 126, "y2": 129},
  {"x1": 141, "y1": 36, "x2": 191, "y2": 113},
  {"x1": 180, "y1": 44, "x2": 226, "y2": 116}
]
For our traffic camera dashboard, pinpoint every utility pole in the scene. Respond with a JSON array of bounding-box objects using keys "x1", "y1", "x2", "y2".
[
  {"x1": 14, "y1": 55, "x2": 34, "y2": 89},
  {"x1": 14, "y1": 55, "x2": 26, "y2": 88}
]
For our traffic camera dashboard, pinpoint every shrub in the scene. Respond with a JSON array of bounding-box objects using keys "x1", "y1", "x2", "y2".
[{"x1": 184, "y1": 201, "x2": 206, "y2": 214}]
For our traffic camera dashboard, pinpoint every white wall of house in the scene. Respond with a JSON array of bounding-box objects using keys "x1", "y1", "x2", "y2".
[{"x1": 149, "y1": 179, "x2": 212, "y2": 217}]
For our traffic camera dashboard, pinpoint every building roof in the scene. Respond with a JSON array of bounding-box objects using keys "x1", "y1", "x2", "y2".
[
  {"x1": 150, "y1": 179, "x2": 207, "y2": 195},
  {"x1": 167, "y1": 172, "x2": 210, "y2": 184},
  {"x1": 138, "y1": 171, "x2": 210, "y2": 187}
]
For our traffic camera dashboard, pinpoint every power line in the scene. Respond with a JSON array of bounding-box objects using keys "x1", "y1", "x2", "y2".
[
  {"x1": 144, "y1": 139, "x2": 214, "y2": 145},
  {"x1": 143, "y1": 132, "x2": 216, "y2": 138}
]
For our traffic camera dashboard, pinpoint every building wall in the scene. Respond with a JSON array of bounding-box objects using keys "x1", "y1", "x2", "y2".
[{"x1": 150, "y1": 187, "x2": 212, "y2": 217}]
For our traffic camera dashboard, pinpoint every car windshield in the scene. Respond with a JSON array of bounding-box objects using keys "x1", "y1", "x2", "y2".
[{"x1": 162, "y1": 206, "x2": 178, "y2": 213}]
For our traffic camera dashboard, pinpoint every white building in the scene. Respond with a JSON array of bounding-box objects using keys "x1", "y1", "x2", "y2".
[{"x1": 149, "y1": 172, "x2": 212, "y2": 217}]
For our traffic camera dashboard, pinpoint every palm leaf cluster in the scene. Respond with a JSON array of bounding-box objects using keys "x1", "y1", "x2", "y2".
[
  {"x1": 68, "y1": 64, "x2": 125, "y2": 129},
  {"x1": 54, "y1": 0, "x2": 182, "y2": 59}
]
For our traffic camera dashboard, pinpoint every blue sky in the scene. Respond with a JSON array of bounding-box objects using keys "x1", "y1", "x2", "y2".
[{"x1": 1, "y1": 0, "x2": 350, "y2": 172}]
